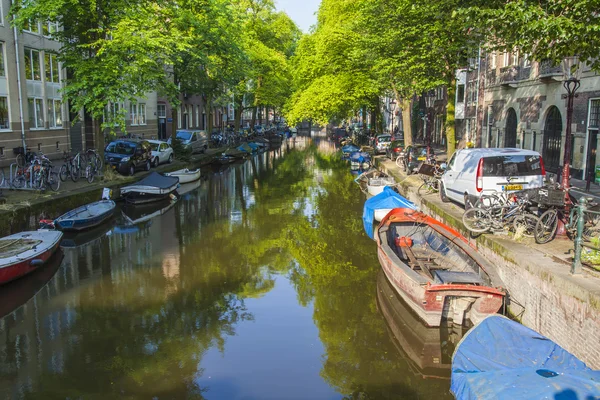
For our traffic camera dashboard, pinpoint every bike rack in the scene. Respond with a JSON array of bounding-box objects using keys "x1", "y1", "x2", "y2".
[{"x1": 6, "y1": 163, "x2": 40, "y2": 191}]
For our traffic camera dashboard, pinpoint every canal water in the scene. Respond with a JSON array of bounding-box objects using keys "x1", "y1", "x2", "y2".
[{"x1": 0, "y1": 139, "x2": 455, "y2": 399}]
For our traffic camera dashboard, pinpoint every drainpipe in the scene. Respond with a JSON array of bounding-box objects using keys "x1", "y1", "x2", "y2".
[
  {"x1": 12, "y1": 15, "x2": 27, "y2": 152},
  {"x1": 474, "y1": 46, "x2": 481, "y2": 147}
]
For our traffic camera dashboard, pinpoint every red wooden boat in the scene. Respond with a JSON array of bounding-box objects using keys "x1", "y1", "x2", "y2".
[
  {"x1": 376, "y1": 208, "x2": 505, "y2": 327},
  {"x1": 0, "y1": 230, "x2": 63, "y2": 285}
]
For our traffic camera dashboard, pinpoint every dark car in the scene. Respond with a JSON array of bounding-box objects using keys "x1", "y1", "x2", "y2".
[
  {"x1": 386, "y1": 139, "x2": 405, "y2": 161},
  {"x1": 404, "y1": 145, "x2": 434, "y2": 173},
  {"x1": 104, "y1": 139, "x2": 152, "y2": 175}
]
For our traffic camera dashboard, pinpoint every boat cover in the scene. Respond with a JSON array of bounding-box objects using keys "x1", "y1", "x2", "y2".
[
  {"x1": 342, "y1": 144, "x2": 360, "y2": 153},
  {"x1": 123, "y1": 172, "x2": 179, "y2": 193},
  {"x1": 451, "y1": 315, "x2": 600, "y2": 400},
  {"x1": 362, "y1": 187, "x2": 416, "y2": 240},
  {"x1": 350, "y1": 151, "x2": 371, "y2": 163},
  {"x1": 237, "y1": 143, "x2": 253, "y2": 153}
]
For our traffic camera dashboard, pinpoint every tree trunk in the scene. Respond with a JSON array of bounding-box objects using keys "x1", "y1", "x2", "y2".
[
  {"x1": 251, "y1": 107, "x2": 257, "y2": 129},
  {"x1": 234, "y1": 95, "x2": 243, "y2": 131},
  {"x1": 171, "y1": 105, "x2": 177, "y2": 140},
  {"x1": 401, "y1": 99, "x2": 413, "y2": 147},
  {"x1": 207, "y1": 96, "x2": 213, "y2": 135},
  {"x1": 94, "y1": 119, "x2": 105, "y2": 158},
  {"x1": 445, "y1": 78, "x2": 457, "y2": 157}
]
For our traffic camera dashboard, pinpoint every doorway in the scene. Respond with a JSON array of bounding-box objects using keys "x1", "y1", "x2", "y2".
[
  {"x1": 542, "y1": 106, "x2": 563, "y2": 173},
  {"x1": 505, "y1": 108, "x2": 517, "y2": 148}
]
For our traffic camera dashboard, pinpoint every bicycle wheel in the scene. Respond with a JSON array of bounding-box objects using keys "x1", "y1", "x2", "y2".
[
  {"x1": 534, "y1": 209, "x2": 559, "y2": 244},
  {"x1": 86, "y1": 165, "x2": 94, "y2": 183},
  {"x1": 16, "y1": 154, "x2": 25, "y2": 168},
  {"x1": 418, "y1": 180, "x2": 437, "y2": 196},
  {"x1": 70, "y1": 161, "x2": 80, "y2": 182},
  {"x1": 48, "y1": 171, "x2": 60, "y2": 191},
  {"x1": 462, "y1": 208, "x2": 492, "y2": 233},
  {"x1": 59, "y1": 164, "x2": 69, "y2": 181},
  {"x1": 396, "y1": 156, "x2": 404, "y2": 170},
  {"x1": 513, "y1": 213, "x2": 539, "y2": 238}
]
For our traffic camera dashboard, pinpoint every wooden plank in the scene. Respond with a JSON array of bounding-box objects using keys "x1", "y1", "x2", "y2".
[{"x1": 404, "y1": 246, "x2": 433, "y2": 279}]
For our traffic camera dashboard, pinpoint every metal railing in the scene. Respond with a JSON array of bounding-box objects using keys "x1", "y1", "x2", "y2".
[{"x1": 570, "y1": 197, "x2": 600, "y2": 274}]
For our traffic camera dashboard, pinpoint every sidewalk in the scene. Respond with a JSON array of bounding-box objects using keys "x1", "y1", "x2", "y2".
[{"x1": 374, "y1": 154, "x2": 600, "y2": 369}]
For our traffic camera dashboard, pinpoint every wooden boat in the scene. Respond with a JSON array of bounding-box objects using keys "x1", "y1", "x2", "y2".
[
  {"x1": 376, "y1": 208, "x2": 505, "y2": 327},
  {"x1": 451, "y1": 315, "x2": 600, "y2": 399},
  {"x1": 0, "y1": 230, "x2": 63, "y2": 285},
  {"x1": 356, "y1": 170, "x2": 395, "y2": 197},
  {"x1": 53, "y1": 200, "x2": 116, "y2": 231},
  {"x1": 165, "y1": 168, "x2": 201, "y2": 184},
  {"x1": 377, "y1": 271, "x2": 462, "y2": 379},
  {"x1": 120, "y1": 172, "x2": 179, "y2": 204}
]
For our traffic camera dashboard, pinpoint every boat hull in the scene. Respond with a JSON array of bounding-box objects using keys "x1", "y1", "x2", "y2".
[
  {"x1": 166, "y1": 169, "x2": 201, "y2": 184},
  {"x1": 0, "y1": 230, "x2": 63, "y2": 285},
  {"x1": 376, "y1": 209, "x2": 505, "y2": 327},
  {"x1": 54, "y1": 200, "x2": 116, "y2": 231}
]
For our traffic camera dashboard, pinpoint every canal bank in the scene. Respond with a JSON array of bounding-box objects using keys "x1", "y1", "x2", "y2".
[
  {"x1": 374, "y1": 156, "x2": 600, "y2": 369},
  {"x1": 0, "y1": 147, "x2": 228, "y2": 235}
]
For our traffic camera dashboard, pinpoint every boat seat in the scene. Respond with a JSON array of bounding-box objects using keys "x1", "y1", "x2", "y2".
[{"x1": 432, "y1": 270, "x2": 484, "y2": 285}]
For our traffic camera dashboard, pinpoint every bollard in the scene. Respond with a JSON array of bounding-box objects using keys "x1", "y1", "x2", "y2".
[{"x1": 572, "y1": 197, "x2": 588, "y2": 275}]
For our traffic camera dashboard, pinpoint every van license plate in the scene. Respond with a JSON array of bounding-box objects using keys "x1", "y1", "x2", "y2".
[
  {"x1": 503, "y1": 184, "x2": 523, "y2": 191},
  {"x1": 417, "y1": 156, "x2": 426, "y2": 161}
]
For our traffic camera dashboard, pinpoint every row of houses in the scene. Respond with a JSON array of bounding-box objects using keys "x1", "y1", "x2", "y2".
[
  {"x1": 0, "y1": 2, "x2": 268, "y2": 167},
  {"x1": 383, "y1": 50, "x2": 600, "y2": 183}
]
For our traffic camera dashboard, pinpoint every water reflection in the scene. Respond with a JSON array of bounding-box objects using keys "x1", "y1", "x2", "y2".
[{"x1": 0, "y1": 139, "x2": 452, "y2": 399}]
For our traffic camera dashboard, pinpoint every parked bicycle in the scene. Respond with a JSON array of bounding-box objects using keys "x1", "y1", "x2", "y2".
[{"x1": 417, "y1": 162, "x2": 446, "y2": 196}]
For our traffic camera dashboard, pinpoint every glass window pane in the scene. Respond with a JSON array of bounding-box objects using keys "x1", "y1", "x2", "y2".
[
  {"x1": 35, "y1": 99, "x2": 44, "y2": 127},
  {"x1": 590, "y1": 100, "x2": 600, "y2": 128},
  {"x1": 47, "y1": 100, "x2": 55, "y2": 127},
  {"x1": 32, "y1": 50, "x2": 40, "y2": 80},
  {"x1": 52, "y1": 56, "x2": 59, "y2": 82},
  {"x1": 28, "y1": 98, "x2": 35, "y2": 127},
  {"x1": 0, "y1": 44, "x2": 4, "y2": 77},
  {"x1": 0, "y1": 97, "x2": 9, "y2": 129},
  {"x1": 24, "y1": 50, "x2": 32, "y2": 80},
  {"x1": 139, "y1": 103, "x2": 145, "y2": 124},
  {"x1": 55, "y1": 100, "x2": 62, "y2": 127},
  {"x1": 44, "y1": 53, "x2": 51, "y2": 81}
]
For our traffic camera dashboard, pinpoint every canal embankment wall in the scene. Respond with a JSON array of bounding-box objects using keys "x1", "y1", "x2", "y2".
[{"x1": 375, "y1": 157, "x2": 600, "y2": 369}]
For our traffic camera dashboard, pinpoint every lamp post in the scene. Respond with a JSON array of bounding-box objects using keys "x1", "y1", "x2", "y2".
[
  {"x1": 424, "y1": 90, "x2": 436, "y2": 156},
  {"x1": 560, "y1": 56, "x2": 583, "y2": 206},
  {"x1": 389, "y1": 99, "x2": 396, "y2": 136}
]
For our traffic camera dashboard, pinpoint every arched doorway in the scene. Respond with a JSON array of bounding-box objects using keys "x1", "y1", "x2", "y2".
[
  {"x1": 543, "y1": 106, "x2": 563, "y2": 173},
  {"x1": 505, "y1": 108, "x2": 518, "y2": 148}
]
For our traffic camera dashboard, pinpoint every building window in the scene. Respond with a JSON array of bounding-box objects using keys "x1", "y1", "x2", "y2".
[
  {"x1": 0, "y1": 43, "x2": 4, "y2": 77},
  {"x1": 511, "y1": 50, "x2": 519, "y2": 66},
  {"x1": 590, "y1": 100, "x2": 600, "y2": 128},
  {"x1": 48, "y1": 99, "x2": 62, "y2": 128},
  {"x1": 157, "y1": 104, "x2": 166, "y2": 118},
  {"x1": 177, "y1": 107, "x2": 181, "y2": 129},
  {"x1": 0, "y1": 97, "x2": 9, "y2": 129},
  {"x1": 457, "y1": 84, "x2": 465, "y2": 103},
  {"x1": 130, "y1": 103, "x2": 145, "y2": 125},
  {"x1": 489, "y1": 51, "x2": 496, "y2": 69},
  {"x1": 196, "y1": 105, "x2": 199, "y2": 127},
  {"x1": 28, "y1": 98, "x2": 44, "y2": 128},
  {"x1": 105, "y1": 102, "x2": 124, "y2": 125},
  {"x1": 44, "y1": 53, "x2": 59, "y2": 83},
  {"x1": 23, "y1": 20, "x2": 39, "y2": 34},
  {"x1": 503, "y1": 52, "x2": 510, "y2": 68},
  {"x1": 523, "y1": 53, "x2": 531, "y2": 68},
  {"x1": 42, "y1": 21, "x2": 59, "y2": 37},
  {"x1": 24, "y1": 48, "x2": 41, "y2": 81}
]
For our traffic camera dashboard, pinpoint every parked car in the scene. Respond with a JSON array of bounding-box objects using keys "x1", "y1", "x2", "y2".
[
  {"x1": 374, "y1": 134, "x2": 392, "y2": 154},
  {"x1": 439, "y1": 148, "x2": 546, "y2": 208},
  {"x1": 104, "y1": 139, "x2": 152, "y2": 175},
  {"x1": 403, "y1": 145, "x2": 433, "y2": 173},
  {"x1": 148, "y1": 140, "x2": 174, "y2": 167},
  {"x1": 167, "y1": 130, "x2": 208, "y2": 154},
  {"x1": 386, "y1": 139, "x2": 405, "y2": 161}
]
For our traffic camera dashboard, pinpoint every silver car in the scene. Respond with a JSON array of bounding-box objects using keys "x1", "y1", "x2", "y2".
[{"x1": 375, "y1": 134, "x2": 392, "y2": 154}]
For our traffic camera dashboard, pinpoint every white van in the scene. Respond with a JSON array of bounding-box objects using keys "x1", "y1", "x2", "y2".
[
  {"x1": 439, "y1": 148, "x2": 545, "y2": 208},
  {"x1": 167, "y1": 130, "x2": 208, "y2": 154}
]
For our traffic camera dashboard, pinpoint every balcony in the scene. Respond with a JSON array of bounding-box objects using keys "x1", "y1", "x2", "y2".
[
  {"x1": 539, "y1": 59, "x2": 563, "y2": 81},
  {"x1": 499, "y1": 66, "x2": 520, "y2": 87}
]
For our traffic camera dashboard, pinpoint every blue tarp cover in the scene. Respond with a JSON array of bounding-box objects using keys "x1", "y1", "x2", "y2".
[
  {"x1": 451, "y1": 315, "x2": 600, "y2": 400},
  {"x1": 362, "y1": 186, "x2": 416, "y2": 240},
  {"x1": 350, "y1": 151, "x2": 371, "y2": 163},
  {"x1": 342, "y1": 144, "x2": 360, "y2": 153}
]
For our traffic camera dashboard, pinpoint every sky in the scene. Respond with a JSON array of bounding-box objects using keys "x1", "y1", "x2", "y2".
[{"x1": 276, "y1": 0, "x2": 320, "y2": 33}]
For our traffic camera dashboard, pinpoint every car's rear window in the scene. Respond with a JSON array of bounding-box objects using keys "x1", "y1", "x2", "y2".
[
  {"x1": 106, "y1": 142, "x2": 135, "y2": 155},
  {"x1": 378, "y1": 136, "x2": 391, "y2": 142},
  {"x1": 482, "y1": 155, "x2": 543, "y2": 177}
]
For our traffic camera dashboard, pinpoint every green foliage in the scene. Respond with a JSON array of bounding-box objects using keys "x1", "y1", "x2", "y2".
[{"x1": 170, "y1": 138, "x2": 192, "y2": 162}]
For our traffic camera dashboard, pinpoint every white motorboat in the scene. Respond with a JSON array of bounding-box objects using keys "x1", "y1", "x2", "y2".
[{"x1": 165, "y1": 168, "x2": 201, "y2": 184}]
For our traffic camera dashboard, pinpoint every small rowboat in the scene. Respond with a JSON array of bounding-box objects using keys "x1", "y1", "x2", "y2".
[
  {"x1": 165, "y1": 168, "x2": 201, "y2": 184},
  {"x1": 53, "y1": 200, "x2": 116, "y2": 231},
  {"x1": 376, "y1": 208, "x2": 506, "y2": 327},
  {"x1": 121, "y1": 172, "x2": 179, "y2": 204},
  {"x1": 0, "y1": 230, "x2": 63, "y2": 285}
]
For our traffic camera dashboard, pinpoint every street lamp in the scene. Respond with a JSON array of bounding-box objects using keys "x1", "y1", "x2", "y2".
[
  {"x1": 389, "y1": 99, "x2": 397, "y2": 136},
  {"x1": 424, "y1": 90, "x2": 436, "y2": 155},
  {"x1": 560, "y1": 55, "x2": 583, "y2": 205}
]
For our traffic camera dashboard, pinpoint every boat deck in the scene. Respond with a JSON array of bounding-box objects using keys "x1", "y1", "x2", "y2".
[{"x1": 0, "y1": 239, "x2": 42, "y2": 258}]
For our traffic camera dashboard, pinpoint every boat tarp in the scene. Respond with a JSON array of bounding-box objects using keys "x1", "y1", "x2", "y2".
[
  {"x1": 126, "y1": 172, "x2": 179, "y2": 191},
  {"x1": 451, "y1": 315, "x2": 600, "y2": 400},
  {"x1": 237, "y1": 143, "x2": 253, "y2": 153},
  {"x1": 342, "y1": 144, "x2": 360, "y2": 153},
  {"x1": 362, "y1": 187, "x2": 416, "y2": 240},
  {"x1": 350, "y1": 151, "x2": 371, "y2": 163}
]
